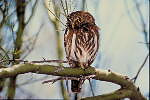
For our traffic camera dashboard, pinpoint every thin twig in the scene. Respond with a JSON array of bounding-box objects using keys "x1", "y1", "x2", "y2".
[
  {"x1": 89, "y1": 80, "x2": 95, "y2": 96},
  {"x1": 60, "y1": 0, "x2": 67, "y2": 17},
  {"x1": 132, "y1": 53, "x2": 149, "y2": 83},
  {"x1": 42, "y1": 75, "x2": 96, "y2": 84},
  {"x1": 25, "y1": 0, "x2": 38, "y2": 25},
  {"x1": 138, "y1": 42, "x2": 150, "y2": 45},
  {"x1": 66, "y1": 80, "x2": 69, "y2": 93},
  {"x1": 65, "y1": 0, "x2": 68, "y2": 15},
  {"x1": 0, "y1": 64, "x2": 146, "y2": 100},
  {"x1": 42, "y1": 77, "x2": 64, "y2": 84},
  {"x1": 31, "y1": 60, "x2": 68, "y2": 63},
  {"x1": 0, "y1": 59, "x2": 68, "y2": 64},
  {"x1": 47, "y1": 7, "x2": 67, "y2": 27},
  {"x1": 134, "y1": 0, "x2": 146, "y2": 30},
  {"x1": 0, "y1": 46, "x2": 10, "y2": 61},
  {"x1": 22, "y1": 23, "x2": 43, "y2": 59},
  {"x1": 124, "y1": 0, "x2": 140, "y2": 31},
  {"x1": 134, "y1": 0, "x2": 148, "y2": 48},
  {"x1": 17, "y1": 76, "x2": 49, "y2": 87}
]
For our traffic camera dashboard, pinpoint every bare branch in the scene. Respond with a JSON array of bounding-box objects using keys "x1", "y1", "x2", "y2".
[
  {"x1": 124, "y1": 0, "x2": 148, "y2": 48},
  {"x1": 31, "y1": 59, "x2": 68, "y2": 64},
  {"x1": 25, "y1": 0, "x2": 38, "y2": 25},
  {"x1": 0, "y1": 59, "x2": 68, "y2": 64},
  {"x1": 81, "y1": 89, "x2": 132, "y2": 100},
  {"x1": 134, "y1": 0, "x2": 146, "y2": 30},
  {"x1": 134, "y1": 0, "x2": 149, "y2": 48},
  {"x1": 21, "y1": 23, "x2": 43, "y2": 59},
  {"x1": 17, "y1": 76, "x2": 48, "y2": 87},
  {"x1": 42, "y1": 75, "x2": 95, "y2": 84},
  {"x1": 89, "y1": 80, "x2": 95, "y2": 96},
  {"x1": 46, "y1": 3, "x2": 67, "y2": 27},
  {"x1": 124, "y1": 0, "x2": 140, "y2": 31},
  {"x1": 65, "y1": 0, "x2": 69, "y2": 15},
  {"x1": 0, "y1": 64, "x2": 146, "y2": 100},
  {"x1": 132, "y1": 53, "x2": 149, "y2": 83},
  {"x1": 60, "y1": 0, "x2": 67, "y2": 17}
]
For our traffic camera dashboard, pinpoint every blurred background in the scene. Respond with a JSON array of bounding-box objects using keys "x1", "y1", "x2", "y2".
[{"x1": 0, "y1": 0, "x2": 149, "y2": 99}]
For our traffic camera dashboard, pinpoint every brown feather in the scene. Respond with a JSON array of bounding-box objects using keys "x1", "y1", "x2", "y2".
[{"x1": 64, "y1": 11, "x2": 99, "y2": 92}]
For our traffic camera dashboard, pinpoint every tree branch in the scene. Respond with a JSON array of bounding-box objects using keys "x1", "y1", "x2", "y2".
[
  {"x1": 81, "y1": 89, "x2": 132, "y2": 100},
  {"x1": 0, "y1": 64, "x2": 146, "y2": 100},
  {"x1": 132, "y1": 53, "x2": 149, "y2": 83},
  {"x1": 25, "y1": 0, "x2": 38, "y2": 25}
]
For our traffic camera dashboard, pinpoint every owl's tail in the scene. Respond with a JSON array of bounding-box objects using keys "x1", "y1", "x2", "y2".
[{"x1": 71, "y1": 80, "x2": 82, "y2": 93}]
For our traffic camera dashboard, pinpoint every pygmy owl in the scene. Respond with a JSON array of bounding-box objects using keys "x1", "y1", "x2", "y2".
[{"x1": 64, "y1": 11, "x2": 99, "y2": 93}]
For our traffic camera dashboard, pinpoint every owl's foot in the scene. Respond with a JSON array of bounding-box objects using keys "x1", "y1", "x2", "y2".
[
  {"x1": 79, "y1": 74, "x2": 96, "y2": 80},
  {"x1": 80, "y1": 65, "x2": 89, "y2": 71}
]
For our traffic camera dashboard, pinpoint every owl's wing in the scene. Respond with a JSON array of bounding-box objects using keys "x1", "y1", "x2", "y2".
[{"x1": 64, "y1": 28, "x2": 73, "y2": 60}]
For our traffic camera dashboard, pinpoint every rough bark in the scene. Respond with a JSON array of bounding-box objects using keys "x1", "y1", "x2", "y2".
[{"x1": 0, "y1": 64, "x2": 146, "y2": 100}]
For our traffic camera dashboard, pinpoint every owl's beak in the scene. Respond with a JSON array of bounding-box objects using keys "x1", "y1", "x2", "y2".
[{"x1": 72, "y1": 24, "x2": 75, "y2": 29}]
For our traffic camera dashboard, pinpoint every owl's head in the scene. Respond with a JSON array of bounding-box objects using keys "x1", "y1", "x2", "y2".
[{"x1": 67, "y1": 11, "x2": 95, "y2": 29}]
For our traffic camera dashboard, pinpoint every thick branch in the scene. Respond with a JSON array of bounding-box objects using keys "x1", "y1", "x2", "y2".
[
  {"x1": 0, "y1": 64, "x2": 95, "y2": 78},
  {"x1": 81, "y1": 89, "x2": 132, "y2": 100},
  {"x1": 0, "y1": 64, "x2": 146, "y2": 100}
]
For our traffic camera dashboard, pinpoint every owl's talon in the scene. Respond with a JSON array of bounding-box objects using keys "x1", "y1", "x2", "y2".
[{"x1": 83, "y1": 68, "x2": 86, "y2": 71}]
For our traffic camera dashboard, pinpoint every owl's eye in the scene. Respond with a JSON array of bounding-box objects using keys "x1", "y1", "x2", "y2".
[
  {"x1": 83, "y1": 26, "x2": 89, "y2": 31},
  {"x1": 67, "y1": 16, "x2": 71, "y2": 22},
  {"x1": 81, "y1": 23, "x2": 89, "y2": 31},
  {"x1": 77, "y1": 17, "x2": 81, "y2": 22},
  {"x1": 67, "y1": 18, "x2": 71, "y2": 23}
]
